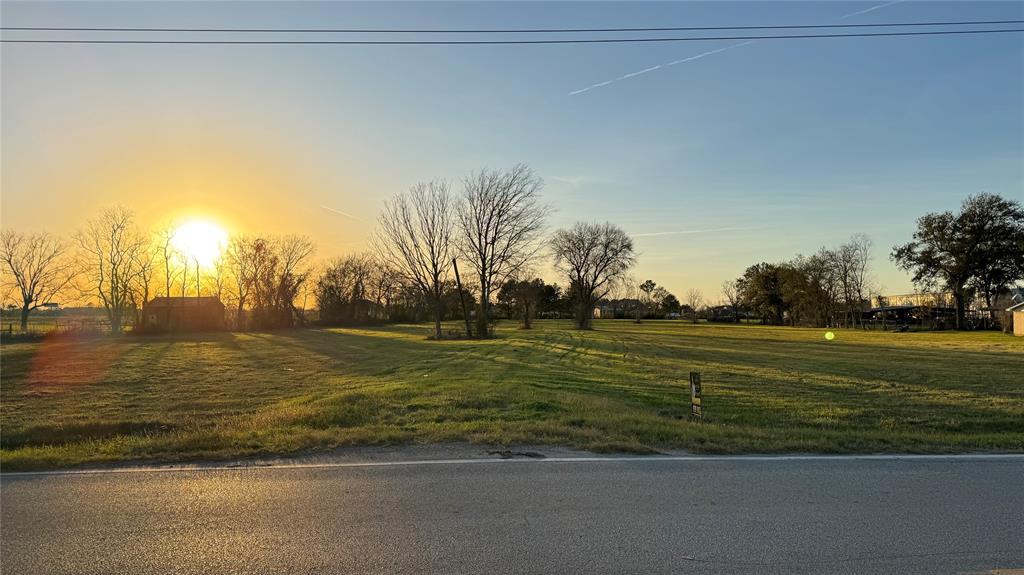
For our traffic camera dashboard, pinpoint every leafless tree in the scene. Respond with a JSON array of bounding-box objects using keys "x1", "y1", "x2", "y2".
[
  {"x1": 225, "y1": 235, "x2": 257, "y2": 328},
  {"x1": 836, "y1": 234, "x2": 873, "y2": 328},
  {"x1": 238, "y1": 235, "x2": 315, "y2": 329},
  {"x1": 75, "y1": 207, "x2": 147, "y2": 333},
  {"x1": 375, "y1": 180, "x2": 455, "y2": 339},
  {"x1": 277, "y1": 235, "x2": 316, "y2": 283},
  {"x1": 551, "y1": 221, "x2": 636, "y2": 329},
  {"x1": 315, "y1": 253, "x2": 377, "y2": 324},
  {"x1": 203, "y1": 253, "x2": 228, "y2": 302},
  {"x1": 0, "y1": 230, "x2": 78, "y2": 330},
  {"x1": 721, "y1": 279, "x2": 742, "y2": 323},
  {"x1": 685, "y1": 288, "x2": 704, "y2": 323},
  {"x1": 458, "y1": 164, "x2": 549, "y2": 337},
  {"x1": 154, "y1": 223, "x2": 180, "y2": 297},
  {"x1": 126, "y1": 243, "x2": 157, "y2": 327}
]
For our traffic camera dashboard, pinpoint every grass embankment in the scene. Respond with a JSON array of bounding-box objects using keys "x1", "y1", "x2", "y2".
[{"x1": 1, "y1": 321, "x2": 1021, "y2": 470}]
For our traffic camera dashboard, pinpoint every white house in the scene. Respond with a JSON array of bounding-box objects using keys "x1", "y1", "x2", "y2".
[{"x1": 1008, "y1": 301, "x2": 1024, "y2": 337}]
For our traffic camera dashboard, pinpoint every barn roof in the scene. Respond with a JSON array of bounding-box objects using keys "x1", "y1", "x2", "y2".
[{"x1": 145, "y1": 297, "x2": 224, "y2": 308}]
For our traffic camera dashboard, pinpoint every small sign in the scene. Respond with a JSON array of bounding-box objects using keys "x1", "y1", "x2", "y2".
[{"x1": 689, "y1": 371, "x2": 703, "y2": 421}]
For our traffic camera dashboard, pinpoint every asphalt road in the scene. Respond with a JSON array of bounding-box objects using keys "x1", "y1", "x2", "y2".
[{"x1": 2, "y1": 454, "x2": 1022, "y2": 574}]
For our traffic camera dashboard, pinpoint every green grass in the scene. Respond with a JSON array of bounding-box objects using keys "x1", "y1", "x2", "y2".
[{"x1": 1, "y1": 320, "x2": 1022, "y2": 470}]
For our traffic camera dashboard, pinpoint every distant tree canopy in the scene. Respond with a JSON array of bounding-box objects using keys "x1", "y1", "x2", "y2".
[
  {"x1": 497, "y1": 278, "x2": 550, "y2": 329},
  {"x1": 734, "y1": 234, "x2": 876, "y2": 328},
  {"x1": 550, "y1": 221, "x2": 636, "y2": 329},
  {"x1": 316, "y1": 254, "x2": 376, "y2": 325},
  {"x1": 10, "y1": 180, "x2": 1018, "y2": 337},
  {"x1": 892, "y1": 193, "x2": 1024, "y2": 329},
  {"x1": 738, "y1": 262, "x2": 786, "y2": 326},
  {"x1": 661, "y1": 293, "x2": 682, "y2": 315}
]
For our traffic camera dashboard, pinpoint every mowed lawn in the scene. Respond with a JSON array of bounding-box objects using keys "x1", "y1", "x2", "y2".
[{"x1": 1, "y1": 321, "x2": 1022, "y2": 470}]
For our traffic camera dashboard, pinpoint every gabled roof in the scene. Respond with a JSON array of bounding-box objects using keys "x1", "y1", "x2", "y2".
[{"x1": 1007, "y1": 301, "x2": 1024, "y2": 312}]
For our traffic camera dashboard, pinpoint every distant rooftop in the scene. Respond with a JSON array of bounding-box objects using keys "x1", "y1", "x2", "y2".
[{"x1": 145, "y1": 297, "x2": 223, "y2": 308}]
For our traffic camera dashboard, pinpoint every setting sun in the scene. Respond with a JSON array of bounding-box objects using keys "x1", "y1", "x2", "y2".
[{"x1": 171, "y1": 219, "x2": 228, "y2": 268}]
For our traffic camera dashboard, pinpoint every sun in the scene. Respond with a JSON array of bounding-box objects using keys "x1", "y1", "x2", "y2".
[{"x1": 171, "y1": 219, "x2": 228, "y2": 269}]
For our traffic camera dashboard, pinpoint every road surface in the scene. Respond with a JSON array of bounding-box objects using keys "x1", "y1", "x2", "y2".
[{"x1": 2, "y1": 453, "x2": 1022, "y2": 574}]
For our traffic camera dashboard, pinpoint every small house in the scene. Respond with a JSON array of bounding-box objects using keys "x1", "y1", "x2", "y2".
[
  {"x1": 1008, "y1": 301, "x2": 1024, "y2": 337},
  {"x1": 142, "y1": 297, "x2": 226, "y2": 332}
]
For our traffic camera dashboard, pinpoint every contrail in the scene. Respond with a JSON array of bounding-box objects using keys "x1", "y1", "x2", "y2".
[
  {"x1": 569, "y1": 41, "x2": 752, "y2": 95},
  {"x1": 319, "y1": 205, "x2": 363, "y2": 222},
  {"x1": 633, "y1": 226, "x2": 761, "y2": 237},
  {"x1": 839, "y1": 0, "x2": 905, "y2": 20},
  {"x1": 568, "y1": 0, "x2": 904, "y2": 95}
]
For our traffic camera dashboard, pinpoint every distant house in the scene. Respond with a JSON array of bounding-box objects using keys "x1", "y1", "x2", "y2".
[
  {"x1": 871, "y1": 292, "x2": 954, "y2": 309},
  {"x1": 142, "y1": 297, "x2": 226, "y2": 332},
  {"x1": 1008, "y1": 301, "x2": 1024, "y2": 337}
]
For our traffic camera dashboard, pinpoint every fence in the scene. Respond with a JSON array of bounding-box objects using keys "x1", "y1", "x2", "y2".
[{"x1": 0, "y1": 314, "x2": 115, "y2": 340}]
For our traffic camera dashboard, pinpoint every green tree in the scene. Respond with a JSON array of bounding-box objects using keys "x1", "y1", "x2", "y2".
[
  {"x1": 892, "y1": 193, "x2": 1024, "y2": 329},
  {"x1": 738, "y1": 262, "x2": 786, "y2": 325},
  {"x1": 497, "y1": 278, "x2": 547, "y2": 329}
]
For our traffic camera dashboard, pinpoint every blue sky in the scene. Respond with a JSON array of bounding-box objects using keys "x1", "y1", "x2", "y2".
[{"x1": 2, "y1": 1, "x2": 1022, "y2": 299}]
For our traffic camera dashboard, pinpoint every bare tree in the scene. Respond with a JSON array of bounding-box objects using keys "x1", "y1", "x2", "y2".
[
  {"x1": 721, "y1": 279, "x2": 742, "y2": 323},
  {"x1": 315, "y1": 253, "x2": 376, "y2": 324},
  {"x1": 368, "y1": 260, "x2": 402, "y2": 320},
  {"x1": 550, "y1": 221, "x2": 636, "y2": 329},
  {"x1": 375, "y1": 180, "x2": 455, "y2": 339},
  {"x1": 126, "y1": 243, "x2": 157, "y2": 327},
  {"x1": 0, "y1": 230, "x2": 78, "y2": 330},
  {"x1": 76, "y1": 207, "x2": 147, "y2": 333},
  {"x1": 458, "y1": 164, "x2": 549, "y2": 337},
  {"x1": 847, "y1": 234, "x2": 873, "y2": 329},
  {"x1": 836, "y1": 234, "x2": 873, "y2": 328},
  {"x1": 685, "y1": 288, "x2": 704, "y2": 323},
  {"x1": 154, "y1": 223, "x2": 180, "y2": 297},
  {"x1": 274, "y1": 234, "x2": 316, "y2": 326},
  {"x1": 229, "y1": 235, "x2": 315, "y2": 329},
  {"x1": 225, "y1": 235, "x2": 257, "y2": 328}
]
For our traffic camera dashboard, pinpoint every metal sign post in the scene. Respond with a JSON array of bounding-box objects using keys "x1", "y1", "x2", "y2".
[{"x1": 689, "y1": 371, "x2": 703, "y2": 421}]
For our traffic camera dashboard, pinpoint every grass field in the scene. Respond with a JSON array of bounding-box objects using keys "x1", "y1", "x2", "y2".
[{"x1": 1, "y1": 320, "x2": 1022, "y2": 470}]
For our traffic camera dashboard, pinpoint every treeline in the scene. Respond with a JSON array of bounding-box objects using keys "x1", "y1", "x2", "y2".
[
  {"x1": 0, "y1": 164, "x2": 633, "y2": 337},
  {"x1": 319, "y1": 170, "x2": 640, "y2": 337},
  {"x1": 724, "y1": 234, "x2": 874, "y2": 328},
  {"x1": 722, "y1": 193, "x2": 1024, "y2": 330},
  {"x1": 3, "y1": 165, "x2": 1021, "y2": 335},
  {"x1": 1, "y1": 207, "x2": 317, "y2": 333}
]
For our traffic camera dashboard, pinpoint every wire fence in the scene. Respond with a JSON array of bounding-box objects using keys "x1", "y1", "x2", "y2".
[{"x1": 0, "y1": 314, "x2": 114, "y2": 340}]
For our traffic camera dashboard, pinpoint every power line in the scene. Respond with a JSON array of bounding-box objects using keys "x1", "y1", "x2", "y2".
[
  {"x1": 2, "y1": 28, "x2": 1022, "y2": 45},
  {"x1": 2, "y1": 19, "x2": 1022, "y2": 34}
]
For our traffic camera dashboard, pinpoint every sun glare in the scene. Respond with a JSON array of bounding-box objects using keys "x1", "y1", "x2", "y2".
[{"x1": 171, "y1": 219, "x2": 228, "y2": 268}]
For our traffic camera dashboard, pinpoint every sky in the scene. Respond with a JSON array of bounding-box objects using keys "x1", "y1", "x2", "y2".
[{"x1": 2, "y1": 0, "x2": 1022, "y2": 300}]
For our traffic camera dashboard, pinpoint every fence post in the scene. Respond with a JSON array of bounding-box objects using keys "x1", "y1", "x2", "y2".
[{"x1": 689, "y1": 371, "x2": 703, "y2": 421}]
